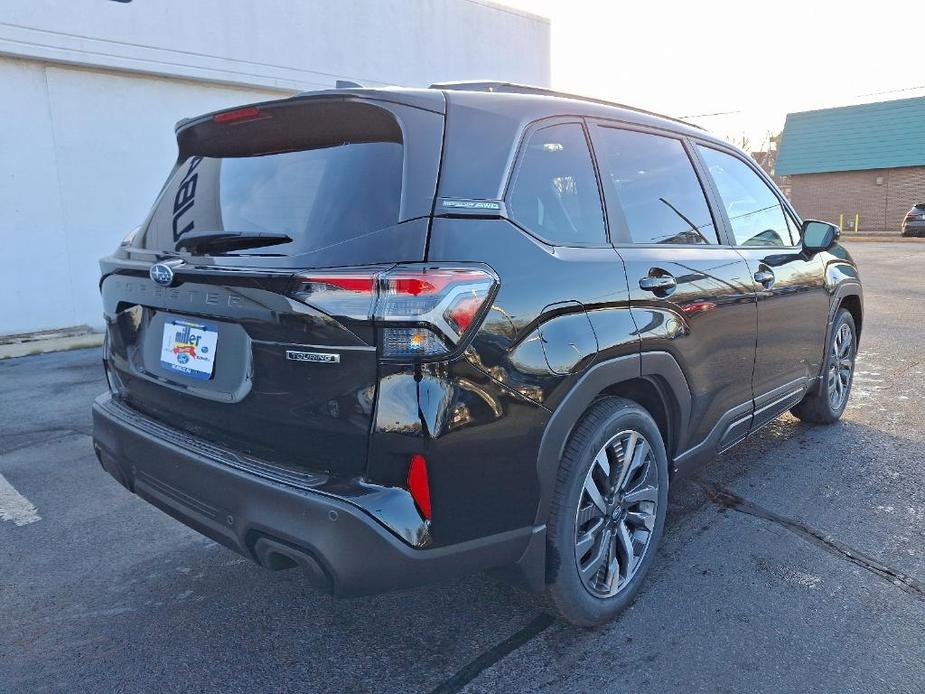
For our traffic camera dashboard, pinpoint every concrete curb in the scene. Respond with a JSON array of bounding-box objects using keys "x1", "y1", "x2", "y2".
[
  {"x1": 842, "y1": 235, "x2": 925, "y2": 243},
  {"x1": 0, "y1": 328, "x2": 104, "y2": 359}
]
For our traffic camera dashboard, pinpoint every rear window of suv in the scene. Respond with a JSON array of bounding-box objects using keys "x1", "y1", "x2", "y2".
[{"x1": 140, "y1": 104, "x2": 404, "y2": 258}]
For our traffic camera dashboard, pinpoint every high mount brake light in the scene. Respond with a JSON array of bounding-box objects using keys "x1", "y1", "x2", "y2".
[
  {"x1": 290, "y1": 266, "x2": 497, "y2": 359},
  {"x1": 212, "y1": 106, "x2": 269, "y2": 125}
]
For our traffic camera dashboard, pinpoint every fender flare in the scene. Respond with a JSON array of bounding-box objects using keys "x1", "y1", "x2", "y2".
[
  {"x1": 532, "y1": 351, "x2": 691, "y2": 527},
  {"x1": 510, "y1": 351, "x2": 691, "y2": 591},
  {"x1": 829, "y1": 281, "x2": 863, "y2": 325},
  {"x1": 821, "y1": 281, "x2": 864, "y2": 380}
]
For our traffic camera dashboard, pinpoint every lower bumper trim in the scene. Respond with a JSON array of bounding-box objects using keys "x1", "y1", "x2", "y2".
[{"x1": 92, "y1": 393, "x2": 533, "y2": 597}]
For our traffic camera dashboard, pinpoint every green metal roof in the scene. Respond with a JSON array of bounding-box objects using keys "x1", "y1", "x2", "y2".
[{"x1": 775, "y1": 96, "x2": 925, "y2": 175}]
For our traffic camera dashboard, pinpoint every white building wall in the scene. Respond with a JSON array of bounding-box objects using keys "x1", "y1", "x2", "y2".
[{"x1": 0, "y1": 0, "x2": 549, "y2": 335}]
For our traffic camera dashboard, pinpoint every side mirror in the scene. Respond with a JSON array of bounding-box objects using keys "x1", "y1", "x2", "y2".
[{"x1": 802, "y1": 220, "x2": 839, "y2": 252}]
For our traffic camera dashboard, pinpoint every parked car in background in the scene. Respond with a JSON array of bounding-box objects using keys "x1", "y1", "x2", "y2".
[
  {"x1": 902, "y1": 203, "x2": 925, "y2": 236},
  {"x1": 92, "y1": 82, "x2": 863, "y2": 626}
]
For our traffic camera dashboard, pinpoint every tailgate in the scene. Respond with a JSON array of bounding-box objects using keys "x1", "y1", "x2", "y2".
[
  {"x1": 99, "y1": 94, "x2": 444, "y2": 475},
  {"x1": 101, "y1": 268, "x2": 380, "y2": 475}
]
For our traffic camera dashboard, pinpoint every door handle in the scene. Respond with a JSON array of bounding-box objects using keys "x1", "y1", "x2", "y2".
[
  {"x1": 639, "y1": 274, "x2": 677, "y2": 292},
  {"x1": 753, "y1": 270, "x2": 775, "y2": 288}
]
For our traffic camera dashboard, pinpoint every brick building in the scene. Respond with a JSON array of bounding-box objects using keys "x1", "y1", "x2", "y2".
[{"x1": 775, "y1": 97, "x2": 925, "y2": 233}]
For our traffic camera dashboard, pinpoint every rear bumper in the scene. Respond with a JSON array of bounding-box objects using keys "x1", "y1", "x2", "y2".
[
  {"x1": 92, "y1": 393, "x2": 535, "y2": 597},
  {"x1": 902, "y1": 221, "x2": 925, "y2": 236}
]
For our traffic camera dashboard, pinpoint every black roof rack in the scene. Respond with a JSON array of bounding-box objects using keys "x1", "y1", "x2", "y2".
[{"x1": 429, "y1": 81, "x2": 703, "y2": 130}]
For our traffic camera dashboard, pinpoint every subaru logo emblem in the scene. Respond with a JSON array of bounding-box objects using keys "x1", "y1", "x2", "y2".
[{"x1": 149, "y1": 263, "x2": 175, "y2": 287}]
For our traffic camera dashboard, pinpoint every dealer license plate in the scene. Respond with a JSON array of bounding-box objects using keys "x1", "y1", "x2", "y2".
[{"x1": 159, "y1": 320, "x2": 218, "y2": 380}]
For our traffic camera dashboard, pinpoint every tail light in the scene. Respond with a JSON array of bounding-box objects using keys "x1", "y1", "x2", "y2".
[
  {"x1": 291, "y1": 272, "x2": 378, "y2": 320},
  {"x1": 119, "y1": 224, "x2": 141, "y2": 248},
  {"x1": 290, "y1": 264, "x2": 498, "y2": 360}
]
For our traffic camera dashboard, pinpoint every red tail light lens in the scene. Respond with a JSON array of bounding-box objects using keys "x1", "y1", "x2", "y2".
[
  {"x1": 303, "y1": 275, "x2": 376, "y2": 293},
  {"x1": 407, "y1": 454, "x2": 432, "y2": 520},
  {"x1": 445, "y1": 294, "x2": 483, "y2": 334},
  {"x1": 290, "y1": 265, "x2": 497, "y2": 360}
]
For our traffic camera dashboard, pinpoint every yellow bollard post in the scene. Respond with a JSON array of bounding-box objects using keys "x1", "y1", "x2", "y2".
[
  {"x1": 839, "y1": 213, "x2": 844, "y2": 231},
  {"x1": 855, "y1": 213, "x2": 860, "y2": 233}
]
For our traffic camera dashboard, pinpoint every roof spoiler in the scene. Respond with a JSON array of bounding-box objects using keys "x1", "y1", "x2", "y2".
[{"x1": 174, "y1": 80, "x2": 365, "y2": 131}]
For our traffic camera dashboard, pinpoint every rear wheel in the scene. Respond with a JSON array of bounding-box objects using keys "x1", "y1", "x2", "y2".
[
  {"x1": 791, "y1": 308, "x2": 857, "y2": 424},
  {"x1": 546, "y1": 397, "x2": 669, "y2": 627}
]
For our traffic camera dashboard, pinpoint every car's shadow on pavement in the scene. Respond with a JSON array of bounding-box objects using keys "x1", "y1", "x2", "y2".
[
  {"x1": 6, "y1": 384, "x2": 923, "y2": 693},
  {"x1": 50, "y1": 527, "x2": 551, "y2": 693}
]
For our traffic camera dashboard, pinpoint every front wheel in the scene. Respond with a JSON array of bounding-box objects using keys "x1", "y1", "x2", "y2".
[
  {"x1": 546, "y1": 397, "x2": 669, "y2": 627},
  {"x1": 791, "y1": 308, "x2": 857, "y2": 424}
]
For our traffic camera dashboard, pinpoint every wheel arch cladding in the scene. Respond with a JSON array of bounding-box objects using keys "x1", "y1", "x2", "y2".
[
  {"x1": 534, "y1": 352, "x2": 691, "y2": 526},
  {"x1": 600, "y1": 377, "x2": 676, "y2": 462},
  {"x1": 840, "y1": 293, "x2": 862, "y2": 339}
]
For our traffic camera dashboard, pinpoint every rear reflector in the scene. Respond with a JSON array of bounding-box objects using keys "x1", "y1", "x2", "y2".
[{"x1": 407, "y1": 454, "x2": 432, "y2": 520}]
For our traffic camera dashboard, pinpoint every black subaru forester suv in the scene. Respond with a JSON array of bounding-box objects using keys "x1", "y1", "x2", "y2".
[{"x1": 93, "y1": 82, "x2": 862, "y2": 626}]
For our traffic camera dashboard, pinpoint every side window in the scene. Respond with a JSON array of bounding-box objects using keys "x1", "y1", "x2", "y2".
[
  {"x1": 508, "y1": 122, "x2": 606, "y2": 246},
  {"x1": 697, "y1": 146, "x2": 792, "y2": 247},
  {"x1": 592, "y1": 127, "x2": 718, "y2": 245}
]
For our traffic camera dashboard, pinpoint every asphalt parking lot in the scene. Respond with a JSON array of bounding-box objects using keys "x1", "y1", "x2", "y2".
[{"x1": 2, "y1": 241, "x2": 924, "y2": 693}]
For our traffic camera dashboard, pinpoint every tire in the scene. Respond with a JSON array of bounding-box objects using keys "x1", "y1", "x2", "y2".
[
  {"x1": 790, "y1": 308, "x2": 857, "y2": 424},
  {"x1": 546, "y1": 397, "x2": 669, "y2": 627}
]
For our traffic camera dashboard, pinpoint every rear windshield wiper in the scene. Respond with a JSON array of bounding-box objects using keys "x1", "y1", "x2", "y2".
[{"x1": 175, "y1": 231, "x2": 293, "y2": 254}]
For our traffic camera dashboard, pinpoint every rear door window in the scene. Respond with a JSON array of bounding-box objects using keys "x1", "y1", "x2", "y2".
[
  {"x1": 697, "y1": 146, "x2": 793, "y2": 247},
  {"x1": 507, "y1": 122, "x2": 607, "y2": 246},
  {"x1": 592, "y1": 126, "x2": 718, "y2": 245}
]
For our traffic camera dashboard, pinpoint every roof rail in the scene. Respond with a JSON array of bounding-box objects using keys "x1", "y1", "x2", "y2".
[{"x1": 429, "y1": 81, "x2": 703, "y2": 130}]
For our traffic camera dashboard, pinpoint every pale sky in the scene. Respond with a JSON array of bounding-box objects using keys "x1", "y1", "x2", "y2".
[{"x1": 498, "y1": 0, "x2": 924, "y2": 150}]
